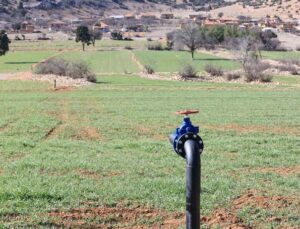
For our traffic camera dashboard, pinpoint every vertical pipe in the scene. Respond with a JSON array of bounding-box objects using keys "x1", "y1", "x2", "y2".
[{"x1": 184, "y1": 140, "x2": 200, "y2": 229}]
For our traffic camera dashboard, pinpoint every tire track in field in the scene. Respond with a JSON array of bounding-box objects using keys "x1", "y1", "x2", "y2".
[
  {"x1": 44, "y1": 97, "x2": 102, "y2": 141},
  {"x1": 44, "y1": 99, "x2": 69, "y2": 140}
]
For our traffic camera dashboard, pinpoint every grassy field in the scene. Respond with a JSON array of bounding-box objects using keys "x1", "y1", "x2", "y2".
[
  {"x1": 0, "y1": 51, "x2": 58, "y2": 73},
  {"x1": 10, "y1": 40, "x2": 147, "y2": 52},
  {"x1": 60, "y1": 50, "x2": 141, "y2": 74},
  {"x1": 134, "y1": 50, "x2": 240, "y2": 72},
  {"x1": 0, "y1": 73, "x2": 299, "y2": 228},
  {"x1": 262, "y1": 51, "x2": 300, "y2": 60}
]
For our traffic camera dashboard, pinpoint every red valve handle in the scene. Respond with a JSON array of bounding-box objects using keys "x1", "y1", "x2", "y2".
[{"x1": 175, "y1": 109, "x2": 199, "y2": 115}]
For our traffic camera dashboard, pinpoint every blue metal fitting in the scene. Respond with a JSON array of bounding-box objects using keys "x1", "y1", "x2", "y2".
[{"x1": 169, "y1": 116, "x2": 204, "y2": 158}]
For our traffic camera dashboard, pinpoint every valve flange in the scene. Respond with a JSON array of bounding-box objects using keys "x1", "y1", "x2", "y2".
[{"x1": 169, "y1": 110, "x2": 204, "y2": 158}]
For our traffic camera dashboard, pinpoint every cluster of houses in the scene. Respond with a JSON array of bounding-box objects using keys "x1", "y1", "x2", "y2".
[
  {"x1": 12, "y1": 12, "x2": 300, "y2": 37},
  {"x1": 190, "y1": 15, "x2": 300, "y2": 33}
]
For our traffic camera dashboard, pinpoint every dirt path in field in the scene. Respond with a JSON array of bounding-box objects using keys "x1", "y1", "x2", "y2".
[{"x1": 130, "y1": 50, "x2": 144, "y2": 72}]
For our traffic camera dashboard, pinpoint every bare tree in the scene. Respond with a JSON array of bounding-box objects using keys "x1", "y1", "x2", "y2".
[
  {"x1": 229, "y1": 37, "x2": 271, "y2": 82},
  {"x1": 175, "y1": 22, "x2": 205, "y2": 59},
  {"x1": 228, "y1": 36, "x2": 262, "y2": 68}
]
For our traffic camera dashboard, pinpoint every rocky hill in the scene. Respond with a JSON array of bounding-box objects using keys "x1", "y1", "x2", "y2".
[{"x1": 0, "y1": 0, "x2": 299, "y2": 25}]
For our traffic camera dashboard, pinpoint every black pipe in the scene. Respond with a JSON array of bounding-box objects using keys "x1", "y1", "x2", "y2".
[{"x1": 184, "y1": 139, "x2": 200, "y2": 229}]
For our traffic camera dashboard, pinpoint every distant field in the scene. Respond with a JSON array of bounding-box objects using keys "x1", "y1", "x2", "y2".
[
  {"x1": 262, "y1": 51, "x2": 300, "y2": 60},
  {"x1": 0, "y1": 51, "x2": 58, "y2": 73},
  {"x1": 134, "y1": 50, "x2": 240, "y2": 72},
  {"x1": 60, "y1": 50, "x2": 141, "y2": 74},
  {"x1": 10, "y1": 40, "x2": 147, "y2": 51},
  {"x1": 0, "y1": 74, "x2": 299, "y2": 228}
]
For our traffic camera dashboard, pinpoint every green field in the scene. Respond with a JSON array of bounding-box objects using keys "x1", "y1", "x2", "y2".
[
  {"x1": 0, "y1": 73, "x2": 299, "y2": 228},
  {"x1": 60, "y1": 50, "x2": 141, "y2": 74},
  {"x1": 134, "y1": 50, "x2": 240, "y2": 72},
  {"x1": 262, "y1": 51, "x2": 300, "y2": 60},
  {"x1": 0, "y1": 39, "x2": 300, "y2": 228},
  {"x1": 0, "y1": 51, "x2": 58, "y2": 73},
  {"x1": 10, "y1": 40, "x2": 147, "y2": 52}
]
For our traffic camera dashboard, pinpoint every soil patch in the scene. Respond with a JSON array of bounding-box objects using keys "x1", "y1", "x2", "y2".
[
  {"x1": 7, "y1": 71, "x2": 91, "y2": 88},
  {"x1": 254, "y1": 166, "x2": 300, "y2": 176},
  {"x1": 202, "y1": 190, "x2": 299, "y2": 228},
  {"x1": 47, "y1": 205, "x2": 184, "y2": 228},
  {"x1": 76, "y1": 169, "x2": 120, "y2": 180},
  {"x1": 72, "y1": 127, "x2": 103, "y2": 141}
]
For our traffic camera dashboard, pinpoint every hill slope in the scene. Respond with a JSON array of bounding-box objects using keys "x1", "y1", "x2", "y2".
[{"x1": 0, "y1": 0, "x2": 299, "y2": 24}]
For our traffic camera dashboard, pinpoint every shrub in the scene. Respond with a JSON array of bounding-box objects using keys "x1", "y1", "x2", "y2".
[
  {"x1": 35, "y1": 58, "x2": 96, "y2": 82},
  {"x1": 278, "y1": 59, "x2": 299, "y2": 74},
  {"x1": 204, "y1": 64, "x2": 224, "y2": 76},
  {"x1": 143, "y1": 65, "x2": 155, "y2": 74},
  {"x1": 226, "y1": 72, "x2": 241, "y2": 81},
  {"x1": 296, "y1": 46, "x2": 300, "y2": 51},
  {"x1": 124, "y1": 45, "x2": 133, "y2": 50},
  {"x1": 111, "y1": 31, "x2": 123, "y2": 40},
  {"x1": 259, "y1": 74, "x2": 273, "y2": 82},
  {"x1": 179, "y1": 64, "x2": 198, "y2": 78},
  {"x1": 243, "y1": 59, "x2": 271, "y2": 82},
  {"x1": 280, "y1": 59, "x2": 300, "y2": 66},
  {"x1": 147, "y1": 42, "x2": 163, "y2": 50},
  {"x1": 35, "y1": 58, "x2": 68, "y2": 76}
]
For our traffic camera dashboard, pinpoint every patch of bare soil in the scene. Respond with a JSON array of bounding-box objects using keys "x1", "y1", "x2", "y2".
[
  {"x1": 72, "y1": 127, "x2": 103, "y2": 141},
  {"x1": 254, "y1": 166, "x2": 300, "y2": 176},
  {"x1": 8, "y1": 71, "x2": 91, "y2": 88},
  {"x1": 76, "y1": 169, "x2": 120, "y2": 180},
  {"x1": 32, "y1": 74, "x2": 92, "y2": 87},
  {"x1": 203, "y1": 124, "x2": 300, "y2": 137},
  {"x1": 47, "y1": 205, "x2": 184, "y2": 229},
  {"x1": 202, "y1": 190, "x2": 299, "y2": 229}
]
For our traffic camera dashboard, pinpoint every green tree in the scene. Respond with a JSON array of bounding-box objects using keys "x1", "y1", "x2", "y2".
[
  {"x1": 0, "y1": 30, "x2": 10, "y2": 56},
  {"x1": 75, "y1": 26, "x2": 91, "y2": 51}
]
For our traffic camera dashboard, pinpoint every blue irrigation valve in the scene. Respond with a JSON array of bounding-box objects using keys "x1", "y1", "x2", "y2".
[{"x1": 169, "y1": 110, "x2": 204, "y2": 158}]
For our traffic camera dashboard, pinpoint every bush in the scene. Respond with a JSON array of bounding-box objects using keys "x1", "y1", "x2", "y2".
[
  {"x1": 296, "y1": 46, "x2": 300, "y2": 51},
  {"x1": 111, "y1": 31, "x2": 123, "y2": 40},
  {"x1": 179, "y1": 64, "x2": 198, "y2": 78},
  {"x1": 35, "y1": 58, "x2": 96, "y2": 82},
  {"x1": 143, "y1": 65, "x2": 155, "y2": 74},
  {"x1": 204, "y1": 64, "x2": 224, "y2": 76},
  {"x1": 226, "y1": 72, "x2": 241, "y2": 81},
  {"x1": 278, "y1": 59, "x2": 299, "y2": 74},
  {"x1": 147, "y1": 42, "x2": 163, "y2": 50},
  {"x1": 243, "y1": 59, "x2": 271, "y2": 82},
  {"x1": 259, "y1": 74, "x2": 273, "y2": 82},
  {"x1": 124, "y1": 45, "x2": 133, "y2": 50},
  {"x1": 280, "y1": 59, "x2": 300, "y2": 67}
]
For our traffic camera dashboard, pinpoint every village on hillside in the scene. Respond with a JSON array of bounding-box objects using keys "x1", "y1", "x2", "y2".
[{"x1": 6, "y1": 9, "x2": 300, "y2": 43}]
